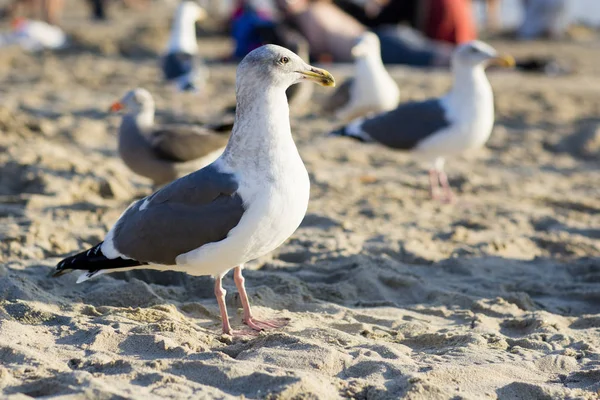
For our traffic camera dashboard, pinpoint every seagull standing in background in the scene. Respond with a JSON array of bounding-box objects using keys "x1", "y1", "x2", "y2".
[
  {"x1": 324, "y1": 32, "x2": 400, "y2": 123},
  {"x1": 109, "y1": 88, "x2": 232, "y2": 187},
  {"x1": 161, "y1": 1, "x2": 208, "y2": 93},
  {"x1": 330, "y1": 41, "x2": 514, "y2": 202},
  {"x1": 54, "y1": 45, "x2": 335, "y2": 336}
]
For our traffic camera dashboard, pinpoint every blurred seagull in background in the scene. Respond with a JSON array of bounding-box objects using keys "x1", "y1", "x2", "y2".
[
  {"x1": 324, "y1": 32, "x2": 400, "y2": 122},
  {"x1": 110, "y1": 88, "x2": 232, "y2": 187},
  {"x1": 161, "y1": 1, "x2": 208, "y2": 93},
  {"x1": 329, "y1": 40, "x2": 514, "y2": 203},
  {"x1": 54, "y1": 45, "x2": 336, "y2": 336},
  {"x1": 0, "y1": 17, "x2": 67, "y2": 51}
]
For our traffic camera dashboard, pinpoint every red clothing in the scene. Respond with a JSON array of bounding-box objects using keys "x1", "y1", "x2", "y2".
[{"x1": 425, "y1": 0, "x2": 477, "y2": 44}]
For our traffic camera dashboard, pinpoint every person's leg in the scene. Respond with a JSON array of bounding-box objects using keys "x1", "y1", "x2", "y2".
[
  {"x1": 42, "y1": 0, "x2": 63, "y2": 25},
  {"x1": 485, "y1": 0, "x2": 501, "y2": 31},
  {"x1": 88, "y1": 0, "x2": 106, "y2": 20}
]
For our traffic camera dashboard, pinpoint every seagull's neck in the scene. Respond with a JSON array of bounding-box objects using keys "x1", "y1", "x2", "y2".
[
  {"x1": 166, "y1": 8, "x2": 198, "y2": 54},
  {"x1": 222, "y1": 86, "x2": 297, "y2": 172},
  {"x1": 356, "y1": 54, "x2": 388, "y2": 76},
  {"x1": 129, "y1": 109, "x2": 155, "y2": 132},
  {"x1": 447, "y1": 65, "x2": 492, "y2": 107}
]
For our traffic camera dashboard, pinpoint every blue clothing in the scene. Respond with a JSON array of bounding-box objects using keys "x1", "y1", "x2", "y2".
[{"x1": 374, "y1": 27, "x2": 438, "y2": 67}]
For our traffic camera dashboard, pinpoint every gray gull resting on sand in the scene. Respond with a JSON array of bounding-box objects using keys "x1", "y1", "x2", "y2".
[
  {"x1": 54, "y1": 45, "x2": 336, "y2": 335},
  {"x1": 161, "y1": 1, "x2": 208, "y2": 92},
  {"x1": 324, "y1": 32, "x2": 399, "y2": 122},
  {"x1": 330, "y1": 40, "x2": 514, "y2": 202},
  {"x1": 109, "y1": 88, "x2": 231, "y2": 187}
]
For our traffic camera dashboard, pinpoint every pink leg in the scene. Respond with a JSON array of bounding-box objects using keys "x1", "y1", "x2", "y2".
[
  {"x1": 233, "y1": 266, "x2": 287, "y2": 332},
  {"x1": 429, "y1": 169, "x2": 440, "y2": 199},
  {"x1": 214, "y1": 274, "x2": 233, "y2": 335},
  {"x1": 437, "y1": 170, "x2": 454, "y2": 203}
]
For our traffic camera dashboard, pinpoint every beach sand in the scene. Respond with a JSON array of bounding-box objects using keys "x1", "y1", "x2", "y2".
[{"x1": 1, "y1": 4, "x2": 599, "y2": 399}]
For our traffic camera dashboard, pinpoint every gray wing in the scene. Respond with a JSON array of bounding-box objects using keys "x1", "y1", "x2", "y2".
[
  {"x1": 111, "y1": 165, "x2": 245, "y2": 265},
  {"x1": 149, "y1": 125, "x2": 230, "y2": 162},
  {"x1": 162, "y1": 52, "x2": 194, "y2": 81},
  {"x1": 359, "y1": 98, "x2": 450, "y2": 149},
  {"x1": 323, "y1": 78, "x2": 353, "y2": 114}
]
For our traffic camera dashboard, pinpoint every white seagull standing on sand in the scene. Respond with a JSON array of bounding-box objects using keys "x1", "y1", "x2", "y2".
[
  {"x1": 330, "y1": 40, "x2": 514, "y2": 202},
  {"x1": 324, "y1": 31, "x2": 400, "y2": 123},
  {"x1": 161, "y1": 1, "x2": 207, "y2": 92},
  {"x1": 109, "y1": 88, "x2": 232, "y2": 187},
  {"x1": 54, "y1": 45, "x2": 335, "y2": 335}
]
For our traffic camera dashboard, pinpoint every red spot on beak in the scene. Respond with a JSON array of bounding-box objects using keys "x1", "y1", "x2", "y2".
[{"x1": 109, "y1": 102, "x2": 123, "y2": 112}]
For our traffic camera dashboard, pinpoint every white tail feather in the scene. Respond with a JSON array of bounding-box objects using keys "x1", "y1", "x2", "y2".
[{"x1": 76, "y1": 270, "x2": 107, "y2": 283}]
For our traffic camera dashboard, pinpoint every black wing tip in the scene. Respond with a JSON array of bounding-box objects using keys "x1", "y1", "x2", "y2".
[
  {"x1": 53, "y1": 242, "x2": 146, "y2": 278},
  {"x1": 52, "y1": 243, "x2": 103, "y2": 278},
  {"x1": 328, "y1": 127, "x2": 343, "y2": 136},
  {"x1": 328, "y1": 125, "x2": 369, "y2": 143},
  {"x1": 52, "y1": 268, "x2": 71, "y2": 278}
]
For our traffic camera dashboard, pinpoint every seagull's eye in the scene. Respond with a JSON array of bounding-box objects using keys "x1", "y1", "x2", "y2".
[
  {"x1": 469, "y1": 47, "x2": 479, "y2": 54},
  {"x1": 280, "y1": 56, "x2": 290, "y2": 65}
]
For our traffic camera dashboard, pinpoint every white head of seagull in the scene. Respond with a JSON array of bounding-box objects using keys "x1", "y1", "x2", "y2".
[
  {"x1": 452, "y1": 40, "x2": 515, "y2": 70},
  {"x1": 166, "y1": 1, "x2": 206, "y2": 54},
  {"x1": 351, "y1": 31, "x2": 381, "y2": 59},
  {"x1": 110, "y1": 88, "x2": 154, "y2": 115},
  {"x1": 110, "y1": 88, "x2": 155, "y2": 128},
  {"x1": 445, "y1": 41, "x2": 515, "y2": 122},
  {"x1": 235, "y1": 44, "x2": 335, "y2": 94},
  {"x1": 329, "y1": 31, "x2": 399, "y2": 123}
]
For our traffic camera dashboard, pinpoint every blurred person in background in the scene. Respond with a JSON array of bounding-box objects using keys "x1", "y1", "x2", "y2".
[
  {"x1": 232, "y1": 0, "x2": 479, "y2": 66},
  {"x1": 518, "y1": 0, "x2": 569, "y2": 39},
  {"x1": 484, "y1": 0, "x2": 569, "y2": 39},
  {"x1": 87, "y1": 0, "x2": 148, "y2": 21},
  {"x1": 335, "y1": 0, "x2": 477, "y2": 45}
]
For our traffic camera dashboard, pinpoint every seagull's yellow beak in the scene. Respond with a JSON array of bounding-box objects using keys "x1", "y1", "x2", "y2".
[
  {"x1": 298, "y1": 66, "x2": 336, "y2": 87},
  {"x1": 489, "y1": 55, "x2": 516, "y2": 68},
  {"x1": 109, "y1": 101, "x2": 124, "y2": 113}
]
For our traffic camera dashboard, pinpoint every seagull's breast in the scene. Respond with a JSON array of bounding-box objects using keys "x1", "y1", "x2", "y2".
[
  {"x1": 353, "y1": 59, "x2": 400, "y2": 109},
  {"x1": 176, "y1": 149, "x2": 310, "y2": 275},
  {"x1": 237, "y1": 153, "x2": 310, "y2": 259},
  {"x1": 424, "y1": 92, "x2": 495, "y2": 156}
]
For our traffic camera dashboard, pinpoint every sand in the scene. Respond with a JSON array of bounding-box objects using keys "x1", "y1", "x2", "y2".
[{"x1": 1, "y1": 3, "x2": 600, "y2": 399}]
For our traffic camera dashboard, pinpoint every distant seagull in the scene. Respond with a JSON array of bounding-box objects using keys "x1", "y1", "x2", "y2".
[
  {"x1": 1, "y1": 18, "x2": 67, "y2": 52},
  {"x1": 329, "y1": 41, "x2": 514, "y2": 202},
  {"x1": 54, "y1": 45, "x2": 335, "y2": 336},
  {"x1": 324, "y1": 32, "x2": 400, "y2": 122},
  {"x1": 109, "y1": 88, "x2": 232, "y2": 186},
  {"x1": 161, "y1": 1, "x2": 207, "y2": 92}
]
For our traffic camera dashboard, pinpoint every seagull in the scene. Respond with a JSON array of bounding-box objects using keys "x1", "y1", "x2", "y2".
[
  {"x1": 5, "y1": 18, "x2": 67, "y2": 52},
  {"x1": 329, "y1": 40, "x2": 514, "y2": 203},
  {"x1": 109, "y1": 88, "x2": 232, "y2": 187},
  {"x1": 54, "y1": 45, "x2": 335, "y2": 336},
  {"x1": 161, "y1": 1, "x2": 207, "y2": 92},
  {"x1": 324, "y1": 31, "x2": 400, "y2": 123}
]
